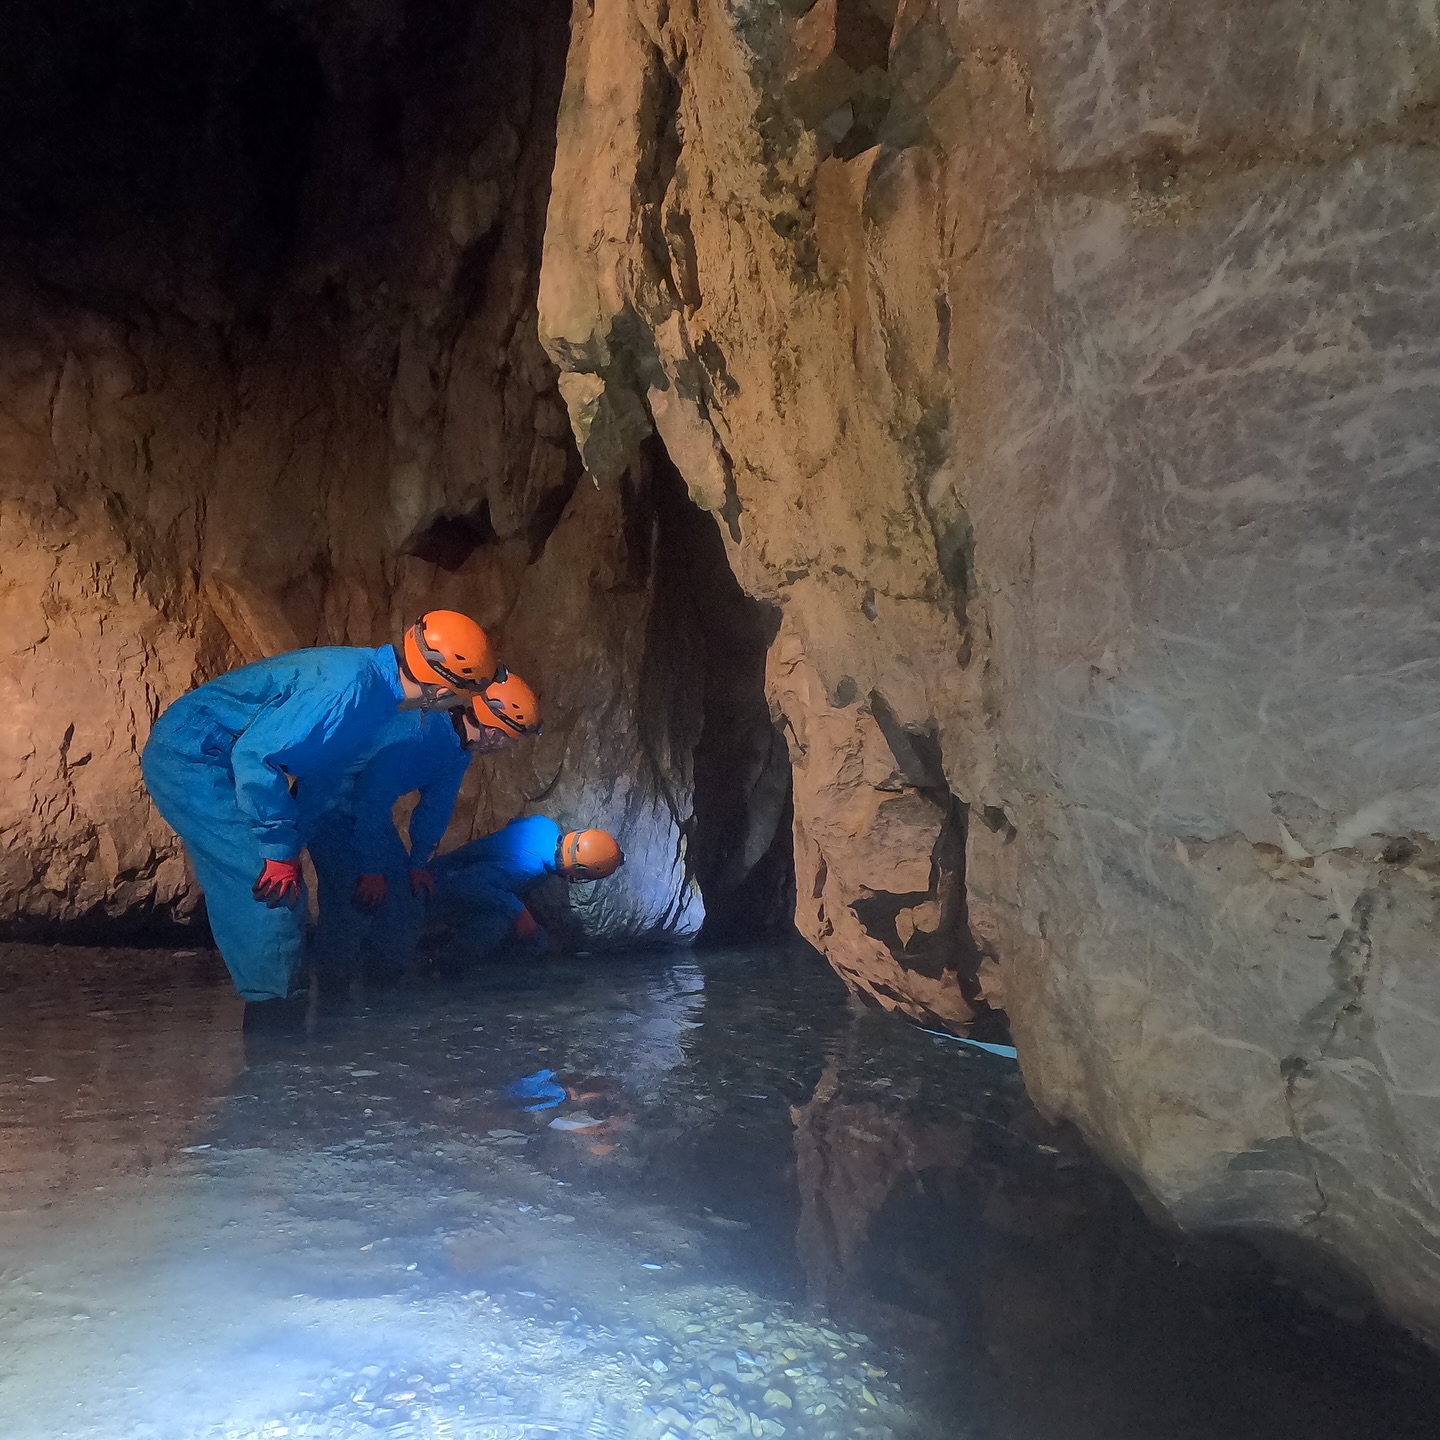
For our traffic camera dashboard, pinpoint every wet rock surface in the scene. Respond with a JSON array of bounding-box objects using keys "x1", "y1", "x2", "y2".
[{"x1": 3, "y1": 941, "x2": 1440, "y2": 1440}]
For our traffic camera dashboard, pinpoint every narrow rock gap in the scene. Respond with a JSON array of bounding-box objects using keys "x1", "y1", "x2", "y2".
[{"x1": 637, "y1": 437, "x2": 796, "y2": 943}]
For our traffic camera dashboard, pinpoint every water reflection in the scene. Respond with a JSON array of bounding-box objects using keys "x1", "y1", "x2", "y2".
[
  {"x1": 0, "y1": 941, "x2": 1438, "y2": 1440},
  {"x1": 784, "y1": 1005, "x2": 1440, "y2": 1440},
  {"x1": 0, "y1": 945, "x2": 242, "y2": 1209}
]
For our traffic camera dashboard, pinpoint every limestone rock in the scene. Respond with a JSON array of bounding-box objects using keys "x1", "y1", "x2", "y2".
[
  {"x1": 538, "y1": 0, "x2": 1440, "y2": 1344},
  {"x1": 539, "y1": 0, "x2": 988, "y2": 1025},
  {"x1": 784, "y1": 0, "x2": 893, "y2": 129}
]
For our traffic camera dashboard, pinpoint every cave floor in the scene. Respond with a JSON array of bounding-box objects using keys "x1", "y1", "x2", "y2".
[{"x1": 2, "y1": 943, "x2": 1438, "y2": 1440}]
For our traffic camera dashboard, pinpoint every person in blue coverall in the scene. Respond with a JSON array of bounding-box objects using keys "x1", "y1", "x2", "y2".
[
  {"x1": 302, "y1": 671, "x2": 541, "y2": 997},
  {"x1": 141, "y1": 611, "x2": 498, "y2": 1032},
  {"x1": 427, "y1": 818, "x2": 625, "y2": 967}
]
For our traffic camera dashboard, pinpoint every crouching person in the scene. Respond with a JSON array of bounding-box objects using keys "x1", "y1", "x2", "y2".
[
  {"x1": 428, "y1": 819, "x2": 624, "y2": 967},
  {"x1": 141, "y1": 611, "x2": 497, "y2": 1034},
  {"x1": 303, "y1": 672, "x2": 541, "y2": 1002}
]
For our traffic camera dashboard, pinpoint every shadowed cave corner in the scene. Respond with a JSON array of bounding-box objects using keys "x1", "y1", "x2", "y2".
[{"x1": 635, "y1": 438, "x2": 798, "y2": 949}]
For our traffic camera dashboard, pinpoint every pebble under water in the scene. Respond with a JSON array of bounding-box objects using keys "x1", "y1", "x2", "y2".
[{"x1": 2, "y1": 941, "x2": 1439, "y2": 1440}]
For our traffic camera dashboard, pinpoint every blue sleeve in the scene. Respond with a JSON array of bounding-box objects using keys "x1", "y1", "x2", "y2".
[
  {"x1": 441, "y1": 860, "x2": 526, "y2": 919},
  {"x1": 349, "y1": 743, "x2": 410, "y2": 874},
  {"x1": 407, "y1": 749, "x2": 471, "y2": 868},
  {"x1": 532, "y1": 817, "x2": 564, "y2": 875},
  {"x1": 231, "y1": 691, "x2": 359, "y2": 861},
  {"x1": 464, "y1": 878, "x2": 527, "y2": 919}
]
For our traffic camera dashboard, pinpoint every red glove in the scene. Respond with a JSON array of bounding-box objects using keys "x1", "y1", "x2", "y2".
[
  {"x1": 409, "y1": 867, "x2": 437, "y2": 897},
  {"x1": 353, "y1": 873, "x2": 388, "y2": 911},
  {"x1": 511, "y1": 906, "x2": 539, "y2": 943},
  {"x1": 253, "y1": 858, "x2": 302, "y2": 909}
]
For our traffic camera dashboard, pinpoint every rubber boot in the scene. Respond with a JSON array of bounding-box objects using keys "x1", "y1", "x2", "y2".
[
  {"x1": 365, "y1": 958, "x2": 406, "y2": 991},
  {"x1": 314, "y1": 965, "x2": 353, "y2": 1013},
  {"x1": 241, "y1": 993, "x2": 310, "y2": 1049}
]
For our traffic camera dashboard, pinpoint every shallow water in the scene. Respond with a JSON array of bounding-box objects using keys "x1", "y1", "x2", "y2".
[{"x1": 2, "y1": 941, "x2": 1438, "y2": 1440}]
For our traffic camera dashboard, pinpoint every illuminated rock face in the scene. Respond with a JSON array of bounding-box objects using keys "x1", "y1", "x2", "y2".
[
  {"x1": 0, "y1": 1, "x2": 570, "y2": 935},
  {"x1": 537, "y1": 0, "x2": 1440, "y2": 1342},
  {"x1": 0, "y1": 0, "x2": 789, "y2": 947}
]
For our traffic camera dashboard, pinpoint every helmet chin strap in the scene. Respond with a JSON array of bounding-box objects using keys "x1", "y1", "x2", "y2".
[
  {"x1": 397, "y1": 684, "x2": 471, "y2": 713},
  {"x1": 396, "y1": 643, "x2": 479, "y2": 714}
]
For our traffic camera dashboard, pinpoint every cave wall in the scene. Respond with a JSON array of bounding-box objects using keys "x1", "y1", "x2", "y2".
[
  {"x1": 446, "y1": 441, "x2": 792, "y2": 942},
  {"x1": 536, "y1": 0, "x2": 1440, "y2": 1342},
  {"x1": 0, "y1": 0, "x2": 787, "y2": 945}
]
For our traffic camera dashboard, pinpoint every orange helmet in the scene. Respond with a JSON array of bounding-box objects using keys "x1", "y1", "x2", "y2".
[
  {"x1": 559, "y1": 829, "x2": 625, "y2": 881},
  {"x1": 403, "y1": 611, "x2": 496, "y2": 692},
  {"x1": 472, "y1": 670, "x2": 541, "y2": 736}
]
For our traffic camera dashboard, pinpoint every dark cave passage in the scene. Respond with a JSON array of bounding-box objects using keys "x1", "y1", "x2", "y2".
[{"x1": 640, "y1": 439, "x2": 796, "y2": 946}]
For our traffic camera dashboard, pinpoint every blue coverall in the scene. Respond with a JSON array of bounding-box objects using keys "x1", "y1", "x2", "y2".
[
  {"x1": 303, "y1": 708, "x2": 472, "y2": 983},
  {"x1": 140, "y1": 646, "x2": 406, "y2": 1001},
  {"x1": 429, "y1": 814, "x2": 563, "y2": 962}
]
